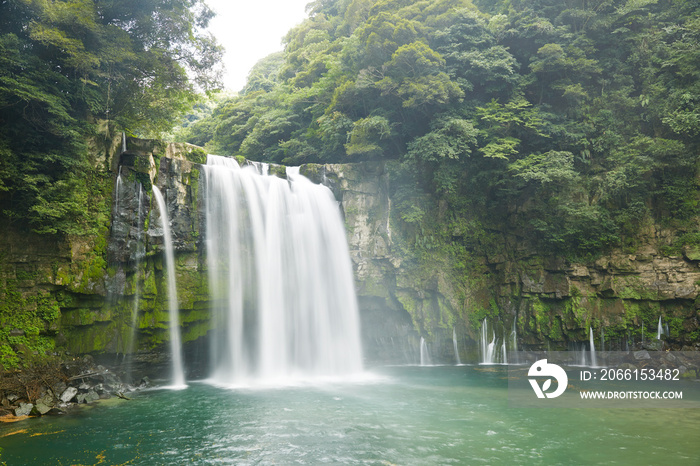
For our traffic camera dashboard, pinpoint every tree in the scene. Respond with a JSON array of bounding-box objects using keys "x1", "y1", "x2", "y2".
[{"x1": 0, "y1": 0, "x2": 222, "y2": 235}]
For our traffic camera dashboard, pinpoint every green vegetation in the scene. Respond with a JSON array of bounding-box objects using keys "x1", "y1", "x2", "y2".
[
  {"x1": 0, "y1": 0, "x2": 222, "y2": 368},
  {"x1": 186, "y1": 0, "x2": 699, "y2": 259},
  {"x1": 0, "y1": 0, "x2": 222, "y2": 236},
  {"x1": 0, "y1": 282, "x2": 61, "y2": 370}
]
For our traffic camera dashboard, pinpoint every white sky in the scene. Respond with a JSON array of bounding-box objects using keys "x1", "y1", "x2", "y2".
[{"x1": 206, "y1": 0, "x2": 313, "y2": 92}]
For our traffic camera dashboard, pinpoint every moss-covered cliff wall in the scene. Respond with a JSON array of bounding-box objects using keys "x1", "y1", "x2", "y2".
[
  {"x1": 1, "y1": 139, "x2": 698, "y2": 371},
  {"x1": 302, "y1": 161, "x2": 700, "y2": 364},
  {"x1": 0, "y1": 130, "x2": 211, "y2": 372}
]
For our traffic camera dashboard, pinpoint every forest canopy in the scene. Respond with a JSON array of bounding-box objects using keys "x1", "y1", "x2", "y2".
[
  {"x1": 0, "y1": 0, "x2": 222, "y2": 235},
  {"x1": 182, "y1": 0, "x2": 700, "y2": 258}
]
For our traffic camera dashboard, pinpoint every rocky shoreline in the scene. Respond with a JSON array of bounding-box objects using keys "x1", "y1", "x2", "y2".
[{"x1": 1, "y1": 355, "x2": 150, "y2": 420}]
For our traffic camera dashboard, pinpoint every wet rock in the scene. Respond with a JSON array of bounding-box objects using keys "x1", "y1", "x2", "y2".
[
  {"x1": 35, "y1": 394, "x2": 55, "y2": 415},
  {"x1": 85, "y1": 391, "x2": 100, "y2": 403},
  {"x1": 60, "y1": 387, "x2": 78, "y2": 403},
  {"x1": 634, "y1": 350, "x2": 651, "y2": 360},
  {"x1": 662, "y1": 353, "x2": 678, "y2": 364},
  {"x1": 15, "y1": 402, "x2": 33, "y2": 416},
  {"x1": 139, "y1": 376, "x2": 151, "y2": 388},
  {"x1": 52, "y1": 382, "x2": 67, "y2": 397},
  {"x1": 642, "y1": 339, "x2": 664, "y2": 351},
  {"x1": 617, "y1": 363, "x2": 638, "y2": 371}
]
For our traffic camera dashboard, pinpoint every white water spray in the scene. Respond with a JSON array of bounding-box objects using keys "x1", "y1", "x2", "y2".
[
  {"x1": 452, "y1": 328, "x2": 461, "y2": 365},
  {"x1": 589, "y1": 327, "x2": 597, "y2": 367},
  {"x1": 657, "y1": 316, "x2": 663, "y2": 340},
  {"x1": 203, "y1": 155, "x2": 363, "y2": 384},
  {"x1": 480, "y1": 319, "x2": 508, "y2": 364},
  {"x1": 510, "y1": 318, "x2": 519, "y2": 364},
  {"x1": 114, "y1": 166, "x2": 122, "y2": 217},
  {"x1": 152, "y1": 186, "x2": 186, "y2": 388},
  {"x1": 420, "y1": 337, "x2": 432, "y2": 366}
]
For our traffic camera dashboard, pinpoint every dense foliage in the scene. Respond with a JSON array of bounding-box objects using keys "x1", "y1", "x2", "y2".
[
  {"x1": 185, "y1": 0, "x2": 700, "y2": 258},
  {"x1": 0, "y1": 0, "x2": 222, "y2": 235}
]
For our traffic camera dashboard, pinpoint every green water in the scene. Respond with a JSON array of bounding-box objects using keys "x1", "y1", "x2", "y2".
[{"x1": 2, "y1": 366, "x2": 699, "y2": 465}]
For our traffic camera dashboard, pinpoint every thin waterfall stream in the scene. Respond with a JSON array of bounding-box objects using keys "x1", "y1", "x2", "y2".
[
  {"x1": 152, "y1": 186, "x2": 186, "y2": 388},
  {"x1": 452, "y1": 328, "x2": 461, "y2": 365}
]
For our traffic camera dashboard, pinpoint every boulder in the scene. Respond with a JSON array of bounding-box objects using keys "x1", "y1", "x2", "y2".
[
  {"x1": 14, "y1": 402, "x2": 33, "y2": 416},
  {"x1": 60, "y1": 387, "x2": 78, "y2": 403},
  {"x1": 642, "y1": 339, "x2": 664, "y2": 351},
  {"x1": 617, "y1": 363, "x2": 638, "y2": 371},
  {"x1": 35, "y1": 394, "x2": 55, "y2": 415},
  {"x1": 52, "y1": 382, "x2": 68, "y2": 397},
  {"x1": 634, "y1": 350, "x2": 651, "y2": 360}
]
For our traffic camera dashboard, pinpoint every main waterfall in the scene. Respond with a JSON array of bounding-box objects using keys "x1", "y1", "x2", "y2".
[{"x1": 203, "y1": 155, "x2": 363, "y2": 385}]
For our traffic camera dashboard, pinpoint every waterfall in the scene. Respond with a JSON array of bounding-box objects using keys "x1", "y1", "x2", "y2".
[
  {"x1": 589, "y1": 327, "x2": 597, "y2": 368},
  {"x1": 152, "y1": 186, "x2": 186, "y2": 388},
  {"x1": 480, "y1": 319, "x2": 498, "y2": 364},
  {"x1": 203, "y1": 155, "x2": 363, "y2": 384},
  {"x1": 452, "y1": 328, "x2": 462, "y2": 365},
  {"x1": 657, "y1": 316, "x2": 663, "y2": 340},
  {"x1": 480, "y1": 319, "x2": 489, "y2": 363},
  {"x1": 601, "y1": 327, "x2": 605, "y2": 352},
  {"x1": 501, "y1": 337, "x2": 507, "y2": 365},
  {"x1": 420, "y1": 337, "x2": 432, "y2": 366},
  {"x1": 114, "y1": 166, "x2": 123, "y2": 218},
  {"x1": 121, "y1": 132, "x2": 127, "y2": 153},
  {"x1": 510, "y1": 318, "x2": 518, "y2": 364}
]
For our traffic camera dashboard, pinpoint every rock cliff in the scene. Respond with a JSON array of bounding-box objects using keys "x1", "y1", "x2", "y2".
[{"x1": 1, "y1": 135, "x2": 698, "y2": 372}]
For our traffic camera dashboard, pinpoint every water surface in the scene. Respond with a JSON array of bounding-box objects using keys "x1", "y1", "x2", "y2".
[{"x1": 2, "y1": 366, "x2": 698, "y2": 464}]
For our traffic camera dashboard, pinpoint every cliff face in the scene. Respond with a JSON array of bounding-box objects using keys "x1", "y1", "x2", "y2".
[
  {"x1": 302, "y1": 162, "x2": 700, "y2": 364},
  {"x1": 1, "y1": 140, "x2": 698, "y2": 371}
]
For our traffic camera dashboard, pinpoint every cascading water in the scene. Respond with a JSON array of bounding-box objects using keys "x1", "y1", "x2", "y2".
[
  {"x1": 510, "y1": 318, "x2": 519, "y2": 364},
  {"x1": 152, "y1": 186, "x2": 186, "y2": 388},
  {"x1": 419, "y1": 337, "x2": 432, "y2": 366},
  {"x1": 589, "y1": 327, "x2": 597, "y2": 367},
  {"x1": 203, "y1": 155, "x2": 363, "y2": 384},
  {"x1": 452, "y1": 328, "x2": 462, "y2": 365},
  {"x1": 501, "y1": 337, "x2": 507, "y2": 365},
  {"x1": 480, "y1": 319, "x2": 493, "y2": 364},
  {"x1": 480, "y1": 319, "x2": 506, "y2": 364},
  {"x1": 121, "y1": 132, "x2": 127, "y2": 153},
  {"x1": 657, "y1": 316, "x2": 663, "y2": 340},
  {"x1": 113, "y1": 166, "x2": 123, "y2": 218}
]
